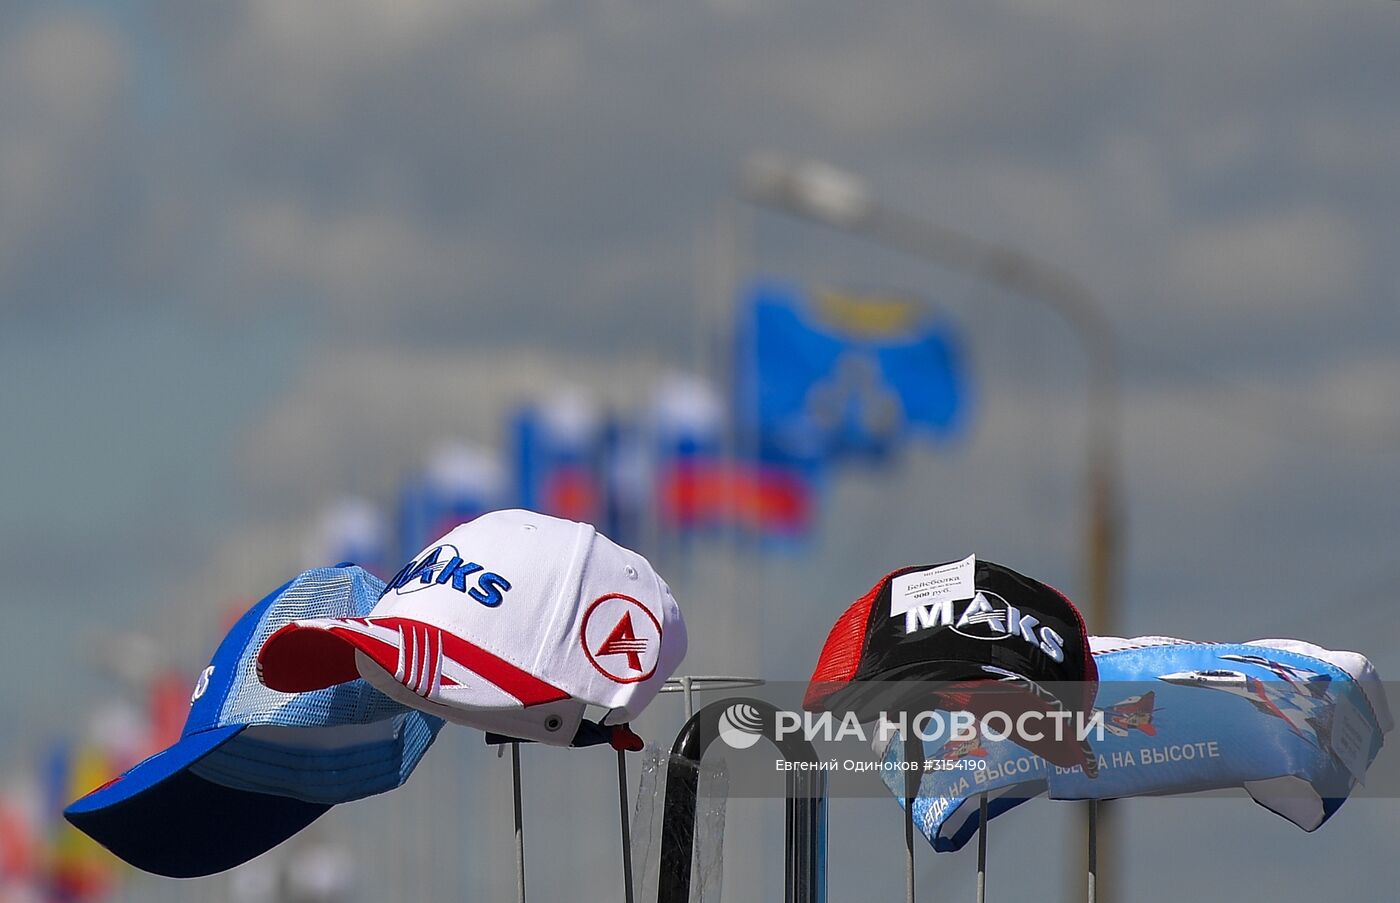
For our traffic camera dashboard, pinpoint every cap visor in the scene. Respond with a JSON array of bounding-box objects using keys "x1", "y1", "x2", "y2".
[
  {"x1": 64, "y1": 726, "x2": 331, "y2": 877},
  {"x1": 258, "y1": 619, "x2": 398, "y2": 692},
  {"x1": 810, "y1": 661, "x2": 1098, "y2": 774},
  {"x1": 262, "y1": 617, "x2": 572, "y2": 711}
]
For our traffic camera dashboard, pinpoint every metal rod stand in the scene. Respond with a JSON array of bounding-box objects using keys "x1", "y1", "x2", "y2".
[
  {"x1": 1087, "y1": 799, "x2": 1099, "y2": 903},
  {"x1": 617, "y1": 748, "x2": 636, "y2": 903},
  {"x1": 904, "y1": 735, "x2": 923, "y2": 903},
  {"x1": 977, "y1": 792, "x2": 988, "y2": 903},
  {"x1": 512, "y1": 742, "x2": 526, "y2": 903}
]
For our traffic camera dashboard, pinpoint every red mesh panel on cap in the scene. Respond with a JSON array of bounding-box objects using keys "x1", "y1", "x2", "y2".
[
  {"x1": 1043, "y1": 583, "x2": 1098, "y2": 703},
  {"x1": 803, "y1": 570, "x2": 898, "y2": 711}
]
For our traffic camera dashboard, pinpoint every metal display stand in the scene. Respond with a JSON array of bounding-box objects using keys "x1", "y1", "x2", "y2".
[
  {"x1": 502, "y1": 735, "x2": 641, "y2": 903},
  {"x1": 903, "y1": 735, "x2": 923, "y2": 903},
  {"x1": 1087, "y1": 800, "x2": 1098, "y2": 903},
  {"x1": 618, "y1": 748, "x2": 637, "y2": 903},
  {"x1": 511, "y1": 743, "x2": 526, "y2": 903},
  {"x1": 661, "y1": 676, "x2": 768, "y2": 720},
  {"x1": 976, "y1": 793, "x2": 989, "y2": 903}
]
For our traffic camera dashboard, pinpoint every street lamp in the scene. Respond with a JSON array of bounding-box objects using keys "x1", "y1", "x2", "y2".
[{"x1": 738, "y1": 152, "x2": 1122, "y2": 902}]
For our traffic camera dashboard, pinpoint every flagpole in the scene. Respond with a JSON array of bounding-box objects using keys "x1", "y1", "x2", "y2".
[{"x1": 739, "y1": 154, "x2": 1122, "y2": 901}]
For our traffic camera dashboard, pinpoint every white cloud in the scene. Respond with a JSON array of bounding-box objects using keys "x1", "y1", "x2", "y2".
[
  {"x1": 1276, "y1": 353, "x2": 1400, "y2": 442},
  {"x1": 0, "y1": 12, "x2": 130, "y2": 289},
  {"x1": 245, "y1": 0, "x2": 486, "y2": 54},
  {"x1": 1167, "y1": 207, "x2": 1364, "y2": 317},
  {"x1": 230, "y1": 199, "x2": 477, "y2": 306},
  {"x1": 3, "y1": 12, "x2": 127, "y2": 122},
  {"x1": 235, "y1": 345, "x2": 667, "y2": 508}
]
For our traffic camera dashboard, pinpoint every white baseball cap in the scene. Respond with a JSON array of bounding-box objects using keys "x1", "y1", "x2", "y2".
[{"x1": 256, "y1": 510, "x2": 686, "y2": 747}]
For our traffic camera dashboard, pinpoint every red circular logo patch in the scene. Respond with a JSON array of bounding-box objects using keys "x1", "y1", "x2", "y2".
[{"x1": 581, "y1": 593, "x2": 663, "y2": 684}]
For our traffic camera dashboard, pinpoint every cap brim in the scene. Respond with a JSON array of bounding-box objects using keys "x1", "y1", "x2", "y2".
[
  {"x1": 810, "y1": 661, "x2": 1098, "y2": 774},
  {"x1": 261, "y1": 618, "x2": 588, "y2": 746},
  {"x1": 927, "y1": 784, "x2": 1043, "y2": 852},
  {"x1": 356, "y1": 652, "x2": 585, "y2": 746},
  {"x1": 64, "y1": 726, "x2": 331, "y2": 878},
  {"x1": 260, "y1": 618, "x2": 573, "y2": 709},
  {"x1": 257, "y1": 620, "x2": 381, "y2": 692}
]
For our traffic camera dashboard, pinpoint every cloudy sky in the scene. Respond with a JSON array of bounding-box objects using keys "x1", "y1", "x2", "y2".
[{"x1": 2, "y1": 1, "x2": 1398, "y2": 900}]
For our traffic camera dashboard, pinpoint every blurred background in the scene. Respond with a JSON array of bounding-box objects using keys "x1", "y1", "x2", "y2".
[{"x1": 2, "y1": 1, "x2": 1398, "y2": 901}]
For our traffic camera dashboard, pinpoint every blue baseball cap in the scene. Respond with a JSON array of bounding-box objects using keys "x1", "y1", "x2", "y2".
[{"x1": 64, "y1": 564, "x2": 444, "y2": 878}]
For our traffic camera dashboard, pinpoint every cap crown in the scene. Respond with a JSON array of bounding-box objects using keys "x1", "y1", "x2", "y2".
[
  {"x1": 188, "y1": 565, "x2": 440, "y2": 802},
  {"x1": 190, "y1": 566, "x2": 424, "y2": 734},
  {"x1": 807, "y1": 557, "x2": 1095, "y2": 715},
  {"x1": 371, "y1": 509, "x2": 686, "y2": 726}
]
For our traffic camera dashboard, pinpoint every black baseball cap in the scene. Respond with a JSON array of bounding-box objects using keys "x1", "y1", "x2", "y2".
[{"x1": 804, "y1": 556, "x2": 1099, "y2": 774}]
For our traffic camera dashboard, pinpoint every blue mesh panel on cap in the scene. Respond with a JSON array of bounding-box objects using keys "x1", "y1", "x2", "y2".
[
  {"x1": 218, "y1": 566, "x2": 411, "y2": 728},
  {"x1": 189, "y1": 711, "x2": 441, "y2": 804}
]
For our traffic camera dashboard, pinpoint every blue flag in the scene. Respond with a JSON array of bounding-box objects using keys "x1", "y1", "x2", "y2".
[
  {"x1": 882, "y1": 637, "x2": 1391, "y2": 849},
  {"x1": 736, "y1": 280, "x2": 969, "y2": 468}
]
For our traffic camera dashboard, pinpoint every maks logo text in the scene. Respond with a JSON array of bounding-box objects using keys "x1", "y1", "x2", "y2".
[
  {"x1": 904, "y1": 590, "x2": 1065, "y2": 662},
  {"x1": 383, "y1": 544, "x2": 512, "y2": 607}
]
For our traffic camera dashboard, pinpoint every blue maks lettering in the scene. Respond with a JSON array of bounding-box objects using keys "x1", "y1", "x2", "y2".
[
  {"x1": 383, "y1": 544, "x2": 512, "y2": 607},
  {"x1": 435, "y1": 556, "x2": 483, "y2": 591},
  {"x1": 469, "y1": 573, "x2": 512, "y2": 608}
]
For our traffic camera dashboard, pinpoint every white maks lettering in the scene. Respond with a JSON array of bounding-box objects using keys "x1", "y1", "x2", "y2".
[{"x1": 903, "y1": 590, "x2": 1066, "y2": 662}]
